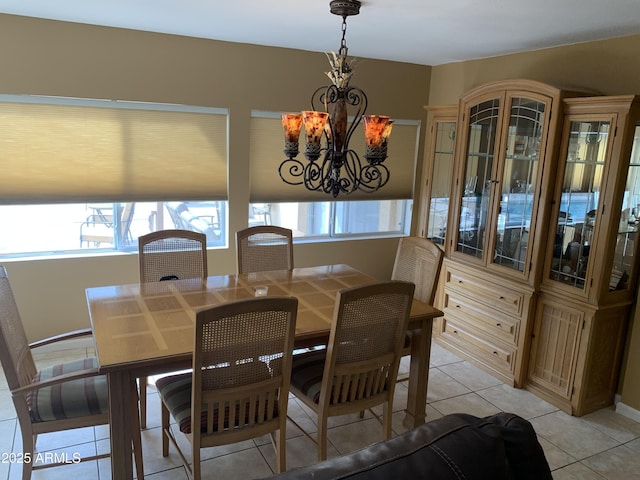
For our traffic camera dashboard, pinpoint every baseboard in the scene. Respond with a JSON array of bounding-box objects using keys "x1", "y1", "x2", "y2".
[{"x1": 615, "y1": 401, "x2": 640, "y2": 423}]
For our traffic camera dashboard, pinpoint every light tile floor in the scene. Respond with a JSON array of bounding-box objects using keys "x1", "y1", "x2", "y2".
[{"x1": 1, "y1": 338, "x2": 640, "y2": 479}]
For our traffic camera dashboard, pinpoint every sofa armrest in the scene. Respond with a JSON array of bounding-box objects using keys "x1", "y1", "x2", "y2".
[
  {"x1": 267, "y1": 413, "x2": 551, "y2": 480},
  {"x1": 488, "y1": 413, "x2": 552, "y2": 480}
]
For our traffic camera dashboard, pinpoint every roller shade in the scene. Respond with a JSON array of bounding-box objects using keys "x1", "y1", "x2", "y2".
[
  {"x1": 0, "y1": 96, "x2": 228, "y2": 204},
  {"x1": 250, "y1": 112, "x2": 419, "y2": 202}
]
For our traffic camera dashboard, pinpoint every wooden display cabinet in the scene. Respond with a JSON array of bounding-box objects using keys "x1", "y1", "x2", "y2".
[
  {"x1": 427, "y1": 82, "x2": 640, "y2": 412},
  {"x1": 434, "y1": 80, "x2": 570, "y2": 387},
  {"x1": 528, "y1": 95, "x2": 640, "y2": 415}
]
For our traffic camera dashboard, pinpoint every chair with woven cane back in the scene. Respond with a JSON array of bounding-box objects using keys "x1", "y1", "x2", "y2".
[
  {"x1": 137, "y1": 229, "x2": 208, "y2": 429},
  {"x1": 392, "y1": 236, "x2": 444, "y2": 380},
  {"x1": 155, "y1": 296, "x2": 298, "y2": 479},
  {"x1": 236, "y1": 225, "x2": 293, "y2": 274},
  {"x1": 0, "y1": 266, "x2": 143, "y2": 480},
  {"x1": 289, "y1": 280, "x2": 415, "y2": 461}
]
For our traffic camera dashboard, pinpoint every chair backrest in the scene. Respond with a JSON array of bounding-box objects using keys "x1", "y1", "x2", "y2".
[
  {"x1": 236, "y1": 226, "x2": 294, "y2": 274},
  {"x1": 0, "y1": 266, "x2": 37, "y2": 393},
  {"x1": 392, "y1": 236, "x2": 444, "y2": 305},
  {"x1": 139, "y1": 229, "x2": 208, "y2": 283},
  {"x1": 192, "y1": 296, "x2": 298, "y2": 441},
  {"x1": 321, "y1": 281, "x2": 414, "y2": 410}
]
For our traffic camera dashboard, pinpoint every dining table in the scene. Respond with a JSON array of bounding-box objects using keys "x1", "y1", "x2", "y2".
[{"x1": 86, "y1": 264, "x2": 443, "y2": 479}]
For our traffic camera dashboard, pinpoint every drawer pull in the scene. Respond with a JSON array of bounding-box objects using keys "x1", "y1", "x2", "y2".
[
  {"x1": 496, "y1": 322, "x2": 502, "y2": 327},
  {"x1": 492, "y1": 351, "x2": 499, "y2": 355},
  {"x1": 453, "y1": 329, "x2": 458, "y2": 334},
  {"x1": 499, "y1": 296, "x2": 505, "y2": 300},
  {"x1": 455, "y1": 304, "x2": 461, "y2": 308}
]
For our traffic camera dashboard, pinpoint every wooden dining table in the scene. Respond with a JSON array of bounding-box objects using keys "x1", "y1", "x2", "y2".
[{"x1": 86, "y1": 264, "x2": 443, "y2": 479}]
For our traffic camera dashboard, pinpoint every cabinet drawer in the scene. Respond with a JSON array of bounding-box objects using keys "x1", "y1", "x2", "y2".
[
  {"x1": 441, "y1": 318, "x2": 515, "y2": 374},
  {"x1": 444, "y1": 266, "x2": 525, "y2": 318},
  {"x1": 442, "y1": 291, "x2": 519, "y2": 345}
]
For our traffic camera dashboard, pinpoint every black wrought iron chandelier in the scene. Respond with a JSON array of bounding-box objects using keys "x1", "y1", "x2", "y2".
[{"x1": 279, "y1": 0, "x2": 394, "y2": 198}]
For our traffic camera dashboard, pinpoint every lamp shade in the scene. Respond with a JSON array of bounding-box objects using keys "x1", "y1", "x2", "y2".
[
  {"x1": 281, "y1": 113, "x2": 303, "y2": 142},
  {"x1": 363, "y1": 115, "x2": 390, "y2": 147},
  {"x1": 302, "y1": 111, "x2": 329, "y2": 145}
]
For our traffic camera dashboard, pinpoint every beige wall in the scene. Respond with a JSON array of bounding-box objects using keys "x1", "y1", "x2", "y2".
[
  {"x1": 427, "y1": 34, "x2": 640, "y2": 413},
  {"x1": 0, "y1": 13, "x2": 431, "y2": 341},
  {"x1": 428, "y1": 34, "x2": 640, "y2": 104}
]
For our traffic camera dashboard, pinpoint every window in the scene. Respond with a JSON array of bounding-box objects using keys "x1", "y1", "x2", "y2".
[
  {"x1": 0, "y1": 201, "x2": 227, "y2": 256},
  {"x1": 249, "y1": 200, "x2": 411, "y2": 239},
  {"x1": 0, "y1": 95, "x2": 228, "y2": 257}
]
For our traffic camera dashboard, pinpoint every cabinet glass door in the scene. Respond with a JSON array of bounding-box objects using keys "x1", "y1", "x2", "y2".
[
  {"x1": 492, "y1": 98, "x2": 546, "y2": 272},
  {"x1": 427, "y1": 120, "x2": 456, "y2": 245},
  {"x1": 457, "y1": 98, "x2": 500, "y2": 259},
  {"x1": 609, "y1": 122, "x2": 640, "y2": 291},
  {"x1": 549, "y1": 119, "x2": 609, "y2": 289}
]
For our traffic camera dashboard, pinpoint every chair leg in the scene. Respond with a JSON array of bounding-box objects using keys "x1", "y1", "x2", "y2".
[
  {"x1": 20, "y1": 431, "x2": 35, "y2": 480},
  {"x1": 383, "y1": 401, "x2": 393, "y2": 440},
  {"x1": 139, "y1": 376, "x2": 148, "y2": 429},
  {"x1": 192, "y1": 440, "x2": 201, "y2": 480},
  {"x1": 161, "y1": 403, "x2": 170, "y2": 457},
  {"x1": 130, "y1": 384, "x2": 145, "y2": 480},
  {"x1": 317, "y1": 419, "x2": 328, "y2": 462},
  {"x1": 271, "y1": 425, "x2": 286, "y2": 473}
]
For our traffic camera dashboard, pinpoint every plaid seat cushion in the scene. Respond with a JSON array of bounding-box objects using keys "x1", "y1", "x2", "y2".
[
  {"x1": 157, "y1": 366, "x2": 279, "y2": 434},
  {"x1": 290, "y1": 350, "x2": 327, "y2": 404},
  {"x1": 29, "y1": 357, "x2": 108, "y2": 423}
]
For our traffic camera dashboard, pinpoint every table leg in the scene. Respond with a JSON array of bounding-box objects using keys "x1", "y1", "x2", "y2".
[
  {"x1": 108, "y1": 370, "x2": 135, "y2": 480},
  {"x1": 403, "y1": 318, "x2": 434, "y2": 429}
]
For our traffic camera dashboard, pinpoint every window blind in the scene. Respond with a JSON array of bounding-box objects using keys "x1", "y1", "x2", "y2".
[
  {"x1": 0, "y1": 96, "x2": 228, "y2": 204},
  {"x1": 249, "y1": 112, "x2": 419, "y2": 203}
]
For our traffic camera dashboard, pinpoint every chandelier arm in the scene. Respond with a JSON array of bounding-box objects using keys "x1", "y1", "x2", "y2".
[
  {"x1": 318, "y1": 152, "x2": 338, "y2": 196},
  {"x1": 358, "y1": 163, "x2": 391, "y2": 193},
  {"x1": 342, "y1": 86, "x2": 368, "y2": 151},
  {"x1": 303, "y1": 160, "x2": 324, "y2": 192},
  {"x1": 323, "y1": 150, "x2": 358, "y2": 196},
  {"x1": 341, "y1": 149, "x2": 363, "y2": 191},
  {"x1": 278, "y1": 158, "x2": 306, "y2": 186},
  {"x1": 311, "y1": 85, "x2": 339, "y2": 112}
]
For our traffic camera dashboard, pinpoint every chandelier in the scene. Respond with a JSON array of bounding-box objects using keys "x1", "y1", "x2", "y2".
[{"x1": 279, "y1": 0, "x2": 394, "y2": 198}]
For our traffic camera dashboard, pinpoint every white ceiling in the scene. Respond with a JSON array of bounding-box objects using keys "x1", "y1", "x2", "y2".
[{"x1": 1, "y1": 0, "x2": 640, "y2": 66}]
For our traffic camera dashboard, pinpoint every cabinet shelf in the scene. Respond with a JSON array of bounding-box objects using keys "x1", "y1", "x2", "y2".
[{"x1": 504, "y1": 154, "x2": 539, "y2": 162}]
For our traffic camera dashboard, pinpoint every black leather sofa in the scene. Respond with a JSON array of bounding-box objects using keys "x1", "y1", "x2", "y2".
[{"x1": 269, "y1": 412, "x2": 552, "y2": 479}]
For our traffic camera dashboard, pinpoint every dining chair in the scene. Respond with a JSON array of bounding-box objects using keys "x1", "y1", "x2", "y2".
[
  {"x1": 139, "y1": 229, "x2": 208, "y2": 283},
  {"x1": 156, "y1": 296, "x2": 298, "y2": 479},
  {"x1": 392, "y1": 236, "x2": 444, "y2": 372},
  {"x1": 137, "y1": 229, "x2": 208, "y2": 429},
  {"x1": 236, "y1": 225, "x2": 293, "y2": 274},
  {"x1": 0, "y1": 266, "x2": 143, "y2": 480},
  {"x1": 289, "y1": 281, "x2": 415, "y2": 461}
]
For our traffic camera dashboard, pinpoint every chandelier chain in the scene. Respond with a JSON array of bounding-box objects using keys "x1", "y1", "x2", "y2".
[{"x1": 339, "y1": 16, "x2": 349, "y2": 57}]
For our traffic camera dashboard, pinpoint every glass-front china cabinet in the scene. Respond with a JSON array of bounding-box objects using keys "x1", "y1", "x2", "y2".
[
  {"x1": 434, "y1": 81, "x2": 565, "y2": 390},
  {"x1": 449, "y1": 81, "x2": 561, "y2": 281},
  {"x1": 427, "y1": 79, "x2": 640, "y2": 415}
]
